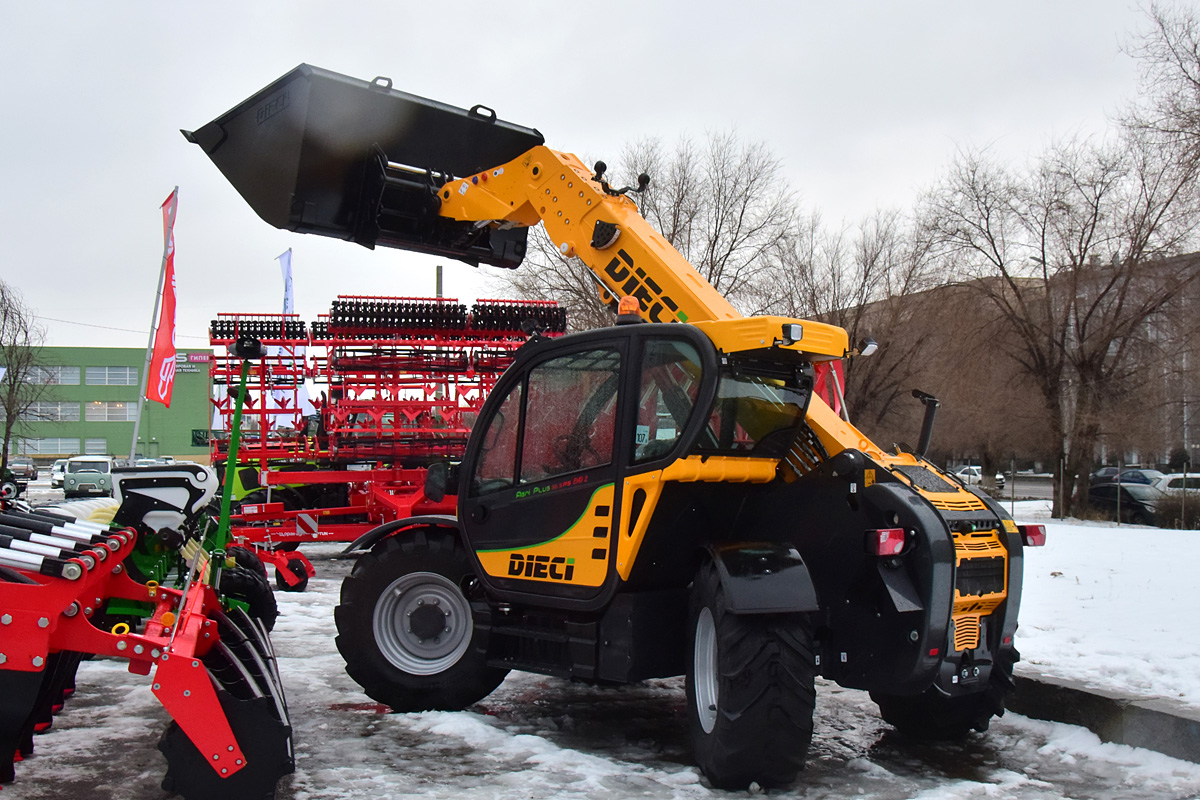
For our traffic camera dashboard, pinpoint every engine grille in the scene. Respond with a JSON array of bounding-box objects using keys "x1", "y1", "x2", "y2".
[
  {"x1": 955, "y1": 556, "x2": 1006, "y2": 597},
  {"x1": 953, "y1": 616, "x2": 981, "y2": 651}
]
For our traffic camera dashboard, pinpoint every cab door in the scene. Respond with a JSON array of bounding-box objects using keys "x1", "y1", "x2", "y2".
[{"x1": 459, "y1": 341, "x2": 629, "y2": 604}]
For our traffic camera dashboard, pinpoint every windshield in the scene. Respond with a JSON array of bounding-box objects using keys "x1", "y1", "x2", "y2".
[
  {"x1": 69, "y1": 460, "x2": 109, "y2": 473},
  {"x1": 692, "y1": 364, "x2": 813, "y2": 458}
]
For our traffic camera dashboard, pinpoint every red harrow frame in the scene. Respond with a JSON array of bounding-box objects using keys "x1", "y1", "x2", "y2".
[{"x1": 208, "y1": 295, "x2": 564, "y2": 585}]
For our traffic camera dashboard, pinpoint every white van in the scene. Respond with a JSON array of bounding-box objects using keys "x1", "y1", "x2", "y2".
[{"x1": 63, "y1": 456, "x2": 114, "y2": 498}]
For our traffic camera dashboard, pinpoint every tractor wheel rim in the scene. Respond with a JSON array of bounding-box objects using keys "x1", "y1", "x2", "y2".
[
  {"x1": 694, "y1": 606, "x2": 718, "y2": 734},
  {"x1": 373, "y1": 571, "x2": 472, "y2": 675}
]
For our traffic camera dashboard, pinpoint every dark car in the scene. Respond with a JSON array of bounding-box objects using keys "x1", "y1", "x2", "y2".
[
  {"x1": 1087, "y1": 482, "x2": 1167, "y2": 525},
  {"x1": 1091, "y1": 467, "x2": 1164, "y2": 486},
  {"x1": 1, "y1": 468, "x2": 23, "y2": 499}
]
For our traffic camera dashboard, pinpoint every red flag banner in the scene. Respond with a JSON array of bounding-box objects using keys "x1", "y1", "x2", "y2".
[{"x1": 146, "y1": 189, "x2": 178, "y2": 407}]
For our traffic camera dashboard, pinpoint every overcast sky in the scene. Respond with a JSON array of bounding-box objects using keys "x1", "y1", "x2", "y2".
[{"x1": 0, "y1": 1, "x2": 1153, "y2": 350}]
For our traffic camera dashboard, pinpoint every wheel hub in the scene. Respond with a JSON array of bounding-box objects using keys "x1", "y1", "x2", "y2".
[
  {"x1": 694, "y1": 607, "x2": 718, "y2": 733},
  {"x1": 372, "y1": 571, "x2": 472, "y2": 675}
]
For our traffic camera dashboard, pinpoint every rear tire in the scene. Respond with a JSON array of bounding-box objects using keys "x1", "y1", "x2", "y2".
[
  {"x1": 871, "y1": 648, "x2": 1017, "y2": 739},
  {"x1": 334, "y1": 529, "x2": 508, "y2": 711},
  {"x1": 686, "y1": 561, "x2": 816, "y2": 789}
]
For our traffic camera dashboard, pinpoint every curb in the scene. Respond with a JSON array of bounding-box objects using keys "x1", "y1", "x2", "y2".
[{"x1": 1010, "y1": 670, "x2": 1200, "y2": 764}]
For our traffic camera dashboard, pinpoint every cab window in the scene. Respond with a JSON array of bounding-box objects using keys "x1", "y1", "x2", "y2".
[
  {"x1": 520, "y1": 349, "x2": 621, "y2": 484},
  {"x1": 693, "y1": 367, "x2": 811, "y2": 458},
  {"x1": 632, "y1": 339, "x2": 702, "y2": 463},
  {"x1": 471, "y1": 383, "x2": 523, "y2": 495}
]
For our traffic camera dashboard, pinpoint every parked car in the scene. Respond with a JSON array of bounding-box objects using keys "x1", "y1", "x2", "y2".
[
  {"x1": 954, "y1": 465, "x2": 1005, "y2": 490},
  {"x1": 1, "y1": 467, "x2": 22, "y2": 500},
  {"x1": 1090, "y1": 466, "x2": 1121, "y2": 484},
  {"x1": 1115, "y1": 468, "x2": 1165, "y2": 485},
  {"x1": 63, "y1": 456, "x2": 114, "y2": 498},
  {"x1": 1087, "y1": 482, "x2": 1167, "y2": 525},
  {"x1": 7, "y1": 456, "x2": 37, "y2": 484},
  {"x1": 1151, "y1": 473, "x2": 1200, "y2": 495},
  {"x1": 50, "y1": 458, "x2": 67, "y2": 488}
]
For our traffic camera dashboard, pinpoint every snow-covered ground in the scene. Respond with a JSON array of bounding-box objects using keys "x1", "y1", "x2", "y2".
[
  {"x1": 1012, "y1": 500, "x2": 1200, "y2": 708},
  {"x1": 5, "y1": 497, "x2": 1200, "y2": 799}
]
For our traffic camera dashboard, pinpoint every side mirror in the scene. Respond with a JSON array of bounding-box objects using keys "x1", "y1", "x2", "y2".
[
  {"x1": 856, "y1": 338, "x2": 878, "y2": 357},
  {"x1": 425, "y1": 461, "x2": 460, "y2": 503}
]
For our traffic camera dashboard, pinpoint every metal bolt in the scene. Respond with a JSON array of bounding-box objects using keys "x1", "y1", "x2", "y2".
[
  {"x1": 117, "y1": 641, "x2": 128, "y2": 651},
  {"x1": 236, "y1": 759, "x2": 243, "y2": 766},
  {"x1": 84, "y1": 607, "x2": 93, "y2": 616},
  {"x1": 134, "y1": 645, "x2": 144, "y2": 654},
  {"x1": 417, "y1": 599, "x2": 424, "y2": 606},
  {"x1": 112, "y1": 564, "x2": 123, "y2": 574},
  {"x1": 204, "y1": 633, "x2": 210, "y2": 639},
  {"x1": 0, "y1": 654, "x2": 6, "y2": 665},
  {"x1": 974, "y1": 667, "x2": 981, "y2": 677},
  {"x1": 63, "y1": 603, "x2": 79, "y2": 618},
  {"x1": 32, "y1": 656, "x2": 44, "y2": 668},
  {"x1": 221, "y1": 768, "x2": 228, "y2": 775},
  {"x1": 431, "y1": 598, "x2": 439, "y2": 606},
  {"x1": 909, "y1": 630, "x2": 920, "y2": 642},
  {"x1": 161, "y1": 653, "x2": 169, "y2": 661},
  {"x1": 154, "y1": 683, "x2": 161, "y2": 690},
  {"x1": 1, "y1": 614, "x2": 11, "y2": 625},
  {"x1": 193, "y1": 660, "x2": 200, "y2": 668},
  {"x1": 37, "y1": 617, "x2": 49, "y2": 629},
  {"x1": 183, "y1": 690, "x2": 191, "y2": 697},
  {"x1": 227, "y1": 746, "x2": 234, "y2": 752},
  {"x1": 212, "y1": 754, "x2": 219, "y2": 761},
  {"x1": 152, "y1": 649, "x2": 161, "y2": 659},
  {"x1": 444, "y1": 626, "x2": 451, "y2": 633}
]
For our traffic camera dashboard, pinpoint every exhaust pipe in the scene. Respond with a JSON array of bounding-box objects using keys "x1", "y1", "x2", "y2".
[{"x1": 911, "y1": 389, "x2": 940, "y2": 459}]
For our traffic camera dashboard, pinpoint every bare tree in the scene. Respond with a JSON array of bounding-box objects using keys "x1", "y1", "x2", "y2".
[
  {"x1": 488, "y1": 131, "x2": 797, "y2": 327},
  {"x1": 0, "y1": 279, "x2": 47, "y2": 474},
  {"x1": 921, "y1": 134, "x2": 1200, "y2": 516},
  {"x1": 759, "y1": 209, "x2": 941, "y2": 434},
  {"x1": 1124, "y1": 3, "x2": 1200, "y2": 169}
]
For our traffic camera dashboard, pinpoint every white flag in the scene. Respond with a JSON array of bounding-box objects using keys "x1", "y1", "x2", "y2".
[{"x1": 278, "y1": 248, "x2": 294, "y2": 315}]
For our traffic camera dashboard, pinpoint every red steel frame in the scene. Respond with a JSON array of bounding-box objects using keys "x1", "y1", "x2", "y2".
[
  {"x1": 209, "y1": 296, "x2": 562, "y2": 579},
  {"x1": 0, "y1": 527, "x2": 250, "y2": 777}
]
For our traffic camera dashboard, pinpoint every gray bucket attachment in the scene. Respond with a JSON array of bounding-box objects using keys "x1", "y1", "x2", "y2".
[{"x1": 184, "y1": 64, "x2": 544, "y2": 269}]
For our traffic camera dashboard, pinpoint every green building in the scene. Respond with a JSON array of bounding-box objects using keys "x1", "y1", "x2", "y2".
[{"x1": 10, "y1": 346, "x2": 214, "y2": 465}]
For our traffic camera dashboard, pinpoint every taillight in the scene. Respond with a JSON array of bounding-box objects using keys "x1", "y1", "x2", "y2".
[
  {"x1": 1018, "y1": 524, "x2": 1047, "y2": 547},
  {"x1": 866, "y1": 528, "x2": 906, "y2": 556}
]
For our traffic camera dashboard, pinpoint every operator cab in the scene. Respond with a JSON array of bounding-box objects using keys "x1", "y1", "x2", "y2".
[{"x1": 458, "y1": 322, "x2": 816, "y2": 608}]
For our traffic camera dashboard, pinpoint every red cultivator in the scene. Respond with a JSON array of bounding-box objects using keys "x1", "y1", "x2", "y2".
[
  {"x1": 0, "y1": 466, "x2": 293, "y2": 799},
  {"x1": 207, "y1": 295, "x2": 564, "y2": 586}
]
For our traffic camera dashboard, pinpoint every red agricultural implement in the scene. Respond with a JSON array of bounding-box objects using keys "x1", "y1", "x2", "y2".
[
  {"x1": 0, "y1": 461, "x2": 292, "y2": 799},
  {"x1": 208, "y1": 294, "x2": 564, "y2": 587}
]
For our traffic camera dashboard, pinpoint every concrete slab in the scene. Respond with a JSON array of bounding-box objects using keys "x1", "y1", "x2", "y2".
[{"x1": 1011, "y1": 669, "x2": 1200, "y2": 764}]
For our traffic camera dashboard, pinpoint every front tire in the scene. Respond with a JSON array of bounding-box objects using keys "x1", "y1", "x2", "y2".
[
  {"x1": 686, "y1": 561, "x2": 816, "y2": 789},
  {"x1": 334, "y1": 528, "x2": 508, "y2": 711}
]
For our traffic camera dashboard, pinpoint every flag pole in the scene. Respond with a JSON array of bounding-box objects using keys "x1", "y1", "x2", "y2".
[{"x1": 130, "y1": 187, "x2": 178, "y2": 463}]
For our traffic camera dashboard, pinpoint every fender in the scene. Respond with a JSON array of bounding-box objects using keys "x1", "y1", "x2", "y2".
[
  {"x1": 708, "y1": 542, "x2": 819, "y2": 614},
  {"x1": 341, "y1": 515, "x2": 461, "y2": 554}
]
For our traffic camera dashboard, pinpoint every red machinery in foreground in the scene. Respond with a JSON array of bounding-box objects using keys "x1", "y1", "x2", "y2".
[
  {"x1": 0, "y1": 465, "x2": 292, "y2": 800},
  {"x1": 209, "y1": 294, "x2": 564, "y2": 587}
]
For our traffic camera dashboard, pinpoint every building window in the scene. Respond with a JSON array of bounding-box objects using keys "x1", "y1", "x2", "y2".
[
  {"x1": 18, "y1": 438, "x2": 81, "y2": 455},
  {"x1": 84, "y1": 438, "x2": 108, "y2": 455},
  {"x1": 86, "y1": 366, "x2": 138, "y2": 386},
  {"x1": 28, "y1": 365, "x2": 81, "y2": 385},
  {"x1": 86, "y1": 401, "x2": 137, "y2": 422},
  {"x1": 26, "y1": 401, "x2": 81, "y2": 422}
]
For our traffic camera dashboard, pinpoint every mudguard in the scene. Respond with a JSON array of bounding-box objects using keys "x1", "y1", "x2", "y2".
[
  {"x1": 708, "y1": 543, "x2": 819, "y2": 614},
  {"x1": 341, "y1": 515, "x2": 461, "y2": 554}
]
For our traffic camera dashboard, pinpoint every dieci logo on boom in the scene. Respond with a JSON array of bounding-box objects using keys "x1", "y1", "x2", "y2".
[
  {"x1": 604, "y1": 249, "x2": 688, "y2": 323},
  {"x1": 508, "y1": 553, "x2": 575, "y2": 581}
]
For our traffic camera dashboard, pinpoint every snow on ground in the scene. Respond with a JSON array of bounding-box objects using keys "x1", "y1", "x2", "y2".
[
  {"x1": 1011, "y1": 500, "x2": 1200, "y2": 708},
  {"x1": 5, "y1": 493, "x2": 1200, "y2": 798}
]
